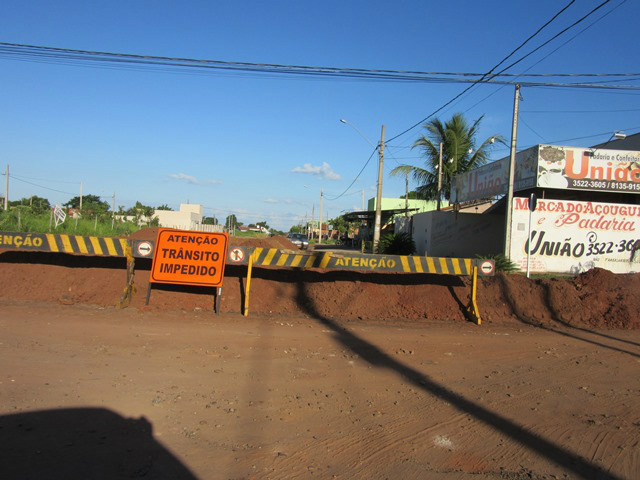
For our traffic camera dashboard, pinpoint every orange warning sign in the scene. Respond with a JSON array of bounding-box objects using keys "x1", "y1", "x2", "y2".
[{"x1": 150, "y1": 229, "x2": 229, "y2": 287}]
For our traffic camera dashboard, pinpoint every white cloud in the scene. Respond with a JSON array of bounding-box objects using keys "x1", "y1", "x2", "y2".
[
  {"x1": 291, "y1": 162, "x2": 341, "y2": 181},
  {"x1": 264, "y1": 198, "x2": 296, "y2": 205},
  {"x1": 168, "y1": 173, "x2": 222, "y2": 186}
]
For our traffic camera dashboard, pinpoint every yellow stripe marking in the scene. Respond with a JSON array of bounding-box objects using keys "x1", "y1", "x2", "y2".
[
  {"x1": 426, "y1": 257, "x2": 436, "y2": 273},
  {"x1": 90, "y1": 237, "x2": 103, "y2": 255},
  {"x1": 439, "y1": 257, "x2": 449, "y2": 274},
  {"x1": 263, "y1": 248, "x2": 277, "y2": 265},
  {"x1": 119, "y1": 239, "x2": 129, "y2": 253},
  {"x1": 464, "y1": 259, "x2": 472, "y2": 273},
  {"x1": 400, "y1": 256, "x2": 410, "y2": 272},
  {"x1": 304, "y1": 255, "x2": 316, "y2": 268},
  {"x1": 276, "y1": 253, "x2": 289, "y2": 266},
  {"x1": 452, "y1": 258, "x2": 462, "y2": 275},
  {"x1": 76, "y1": 236, "x2": 89, "y2": 254},
  {"x1": 60, "y1": 234, "x2": 73, "y2": 253},
  {"x1": 253, "y1": 248, "x2": 263, "y2": 262},
  {"x1": 290, "y1": 255, "x2": 303, "y2": 267},
  {"x1": 412, "y1": 256, "x2": 424, "y2": 273},
  {"x1": 46, "y1": 234, "x2": 59, "y2": 252},
  {"x1": 103, "y1": 238, "x2": 118, "y2": 256},
  {"x1": 319, "y1": 253, "x2": 331, "y2": 269}
]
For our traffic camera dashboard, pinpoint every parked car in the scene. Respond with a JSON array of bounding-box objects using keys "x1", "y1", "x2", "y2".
[{"x1": 287, "y1": 233, "x2": 309, "y2": 249}]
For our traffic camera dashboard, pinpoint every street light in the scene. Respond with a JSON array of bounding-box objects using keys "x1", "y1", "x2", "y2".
[
  {"x1": 340, "y1": 119, "x2": 375, "y2": 147},
  {"x1": 607, "y1": 130, "x2": 627, "y2": 142},
  {"x1": 340, "y1": 119, "x2": 385, "y2": 253}
]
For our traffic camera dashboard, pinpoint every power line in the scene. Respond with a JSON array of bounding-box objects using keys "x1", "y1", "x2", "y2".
[
  {"x1": 516, "y1": 0, "x2": 627, "y2": 77},
  {"x1": 324, "y1": 146, "x2": 378, "y2": 201},
  {"x1": 493, "y1": 1, "x2": 612, "y2": 77},
  {"x1": 9, "y1": 175, "x2": 78, "y2": 196},
  {"x1": 10, "y1": 173, "x2": 80, "y2": 185},
  {"x1": 461, "y1": 0, "x2": 626, "y2": 115},
  {"x1": 521, "y1": 107, "x2": 640, "y2": 113},
  {"x1": 385, "y1": 0, "x2": 578, "y2": 144},
  {"x1": 3, "y1": 40, "x2": 639, "y2": 80},
  {"x1": 492, "y1": 124, "x2": 640, "y2": 151},
  {"x1": 519, "y1": 116, "x2": 547, "y2": 142}
]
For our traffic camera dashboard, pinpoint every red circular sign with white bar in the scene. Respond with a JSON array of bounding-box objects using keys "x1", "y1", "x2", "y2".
[{"x1": 479, "y1": 260, "x2": 495, "y2": 276}]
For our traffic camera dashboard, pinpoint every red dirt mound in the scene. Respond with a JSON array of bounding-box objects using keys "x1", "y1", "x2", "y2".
[
  {"x1": 230, "y1": 235, "x2": 297, "y2": 249},
  {"x1": 0, "y1": 249, "x2": 638, "y2": 330},
  {"x1": 479, "y1": 269, "x2": 640, "y2": 330},
  {"x1": 127, "y1": 228, "x2": 296, "y2": 250}
]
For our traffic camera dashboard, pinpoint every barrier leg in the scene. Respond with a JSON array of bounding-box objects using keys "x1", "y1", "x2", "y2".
[
  {"x1": 244, "y1": 253, "x2": 254, "y2": 317},
  {"x1": 466, "y1": 265, "x2": 482, "y2": 325},
  {"x1": 145, "y1": 283, "x2": 152, "y2": 306},
  {"x1": 118, "y1": 243, "x2": 136, "y2": 308}
]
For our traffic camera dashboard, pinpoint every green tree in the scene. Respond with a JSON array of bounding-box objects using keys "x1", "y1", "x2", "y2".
[
  {"x1": 390, "y1": 113, "x2": 503, "y2": 202},
  {"x1": 256, "y1": 221, "x2": 269, "y2": 230},
  {"x1": 202, "y1": 216, "x2": 218, "y2": 225},
  {"x1": 399, "y1": 191, "x2": 421, "y2": 200},
  {"x1": 126, "y1": 201, "x2": 155, "y2": 225},
  {"x1": 65, "y1": 194, "x2": 110, "y2": 215},
  {"x1": 328, "y1": 216, "x2": 348, "y2": 234},
  {"x1": 225, "y1": 214, "x2": 243, "y2": 227},
  {"x1": 156, "y1": 204, "x2": 173, "y2": 211},
  {"x1": 9, "y1": 196, "x2": 51, "y2": 214}
]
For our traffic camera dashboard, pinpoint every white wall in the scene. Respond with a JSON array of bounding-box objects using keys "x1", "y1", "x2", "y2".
[{"x1": 153, "y1": 204, "x2": 204, "y2": 230}]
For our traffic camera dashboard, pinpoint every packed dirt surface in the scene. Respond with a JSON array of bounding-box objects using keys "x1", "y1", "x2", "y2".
[
  {"x1": 1, "y1": 302, "x2": 638, "y2": 479},
  {"x1": 0, "y1": 249, "x2": 638, "y2": 330}
]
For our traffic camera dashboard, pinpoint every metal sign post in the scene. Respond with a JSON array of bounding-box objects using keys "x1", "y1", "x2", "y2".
[{"x1": 527, "y1": 193, "x2": 537, "y2": 278}]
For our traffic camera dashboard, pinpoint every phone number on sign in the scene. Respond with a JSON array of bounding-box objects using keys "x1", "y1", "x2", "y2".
[
  {"x1": 570, "y1": 179, "x2": 640, "y2": 191},
  {"x1": 586, "y1": 239, "x2": 639, "y2": 256}
]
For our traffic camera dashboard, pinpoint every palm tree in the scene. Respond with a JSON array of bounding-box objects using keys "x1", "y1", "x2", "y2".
[{"x1": 390, "y1": 113, "x2": 503, "y2": 205}]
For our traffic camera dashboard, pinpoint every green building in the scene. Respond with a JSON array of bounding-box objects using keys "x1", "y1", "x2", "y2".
[{"x1": 367, "y1": 197, "x2": 446, "y2": 218}]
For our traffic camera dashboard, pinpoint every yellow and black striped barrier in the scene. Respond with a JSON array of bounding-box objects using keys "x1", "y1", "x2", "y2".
[
  {"x1": 0, "y1": 232, "x2": 489, "y2": 324},
  {"x1": 250, "y1": 247, "x2": 475, "y2": 276},
  {"x1": 0, "y1": 231, "x2": 129, "y2": 257}
]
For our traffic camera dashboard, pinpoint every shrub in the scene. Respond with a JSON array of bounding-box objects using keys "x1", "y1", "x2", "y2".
[{"x1": 378, "y1": 232, "x2": 416, "y2": 255}]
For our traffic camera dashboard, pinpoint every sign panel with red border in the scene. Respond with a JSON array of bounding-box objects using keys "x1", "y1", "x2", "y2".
[
  {"x1": 228, "y1": 246, "x2": 247, "y2": 264},
  {"x1": 135, "y1": 240, "x2": 153, "y2": 257},
  {"x1": 150, "y1": 229, "x2": 229, "y2": 287},
  {"x1": 477, "y1": 259, "x2": 496, "y2": 276}
]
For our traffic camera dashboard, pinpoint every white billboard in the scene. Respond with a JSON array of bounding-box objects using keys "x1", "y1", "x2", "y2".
[
  {"x1": 451, "y1": 146, "x2": 538, "y2": 204},
  {"x1": 509, "y1": 197, "x2": 640, "y2": 274},
  {"x1": 451, "y1": 145, "x2": 640, "y2": 204},
  {"x1": 537, "y1": 145, "x2": 640, "y2": 193}
]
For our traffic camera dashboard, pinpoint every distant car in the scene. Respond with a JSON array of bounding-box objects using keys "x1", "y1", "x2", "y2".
[{"x1": 287, "y1": 233, "x2": 309, "y2": 249}]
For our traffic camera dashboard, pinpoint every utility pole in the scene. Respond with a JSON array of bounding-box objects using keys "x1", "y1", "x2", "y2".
[
  {"x1": 405, "y1": 172, "x2": 409, "y2": 217},
  {"x1": 79, "y1": 182, "x2": 83, "y2": 211},
  {"x1": 504, "y1": 84, "x2": 521, "y2": 258},
  {"x1": 318, "y1": 189, "x2": 323, "y2": 244},
  {"x1": 311, "y1": 205, "x2": 315, "y2": 241},
  {"x1": 111, "y1": 192, "x2": 116, "y2": 229},
  {"x1": 326, "y1": 211, "x2": 329, "y2": 240},
  {"x1": 4, "y1": 164, "x2": 8, "y2": 211},
  {"x1": 437, "y1": 142, "x2": 443, "y2": 211},
  {"x1": 373, "y1": 124, "x2": 385, "y2": 253},
  {"x1": 361, "y1": 189, "x2": 364, "y2": 210}
]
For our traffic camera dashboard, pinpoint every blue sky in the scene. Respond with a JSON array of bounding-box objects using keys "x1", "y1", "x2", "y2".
[{"x1": 1, "y1": 0, "x2": 639, "y2": 230}]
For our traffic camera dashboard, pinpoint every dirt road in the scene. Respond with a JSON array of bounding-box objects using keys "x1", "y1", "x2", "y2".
[{"x1": 1, "y1": 300, "x2": 638, "y2": 479}]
